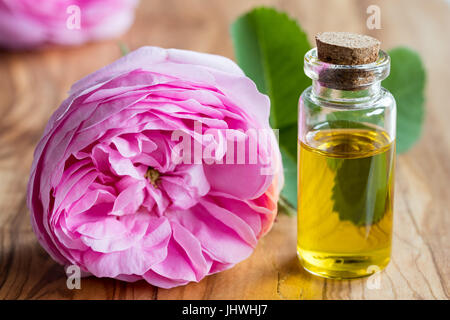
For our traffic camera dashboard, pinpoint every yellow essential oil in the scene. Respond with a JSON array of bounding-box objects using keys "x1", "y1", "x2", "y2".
[{"x1": 297, "y1": 126, "x2": 395, "y2": 279}]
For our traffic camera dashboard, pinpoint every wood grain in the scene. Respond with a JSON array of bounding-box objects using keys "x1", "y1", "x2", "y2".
[{"x1": 0, "y1": 0, "x2": 449, "y2": 300}]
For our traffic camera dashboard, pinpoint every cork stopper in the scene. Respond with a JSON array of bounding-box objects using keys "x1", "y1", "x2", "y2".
[
  {"x1": 316, "y1": 32, "x2": 380, "y2": 65},
  {"x1": 313, "y1": 32, "x2": 382, "y2": 90}
]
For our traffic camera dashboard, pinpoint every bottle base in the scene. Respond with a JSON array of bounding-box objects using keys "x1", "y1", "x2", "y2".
[{"x1": 297, "y1": 248, "x2": 390, "y2": 279}]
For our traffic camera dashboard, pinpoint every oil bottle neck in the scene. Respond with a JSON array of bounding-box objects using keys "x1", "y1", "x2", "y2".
[
  {"x1": 311, "y1": 80, "x2": 382, "y2": 105},
  {"x1": 303, "y1": 48, "x2": 390, "y2": 106}
]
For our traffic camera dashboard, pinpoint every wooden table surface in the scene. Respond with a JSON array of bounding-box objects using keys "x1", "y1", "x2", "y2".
[{"x1": 0, "y1": 0, "x2": 448, "y2": 300}]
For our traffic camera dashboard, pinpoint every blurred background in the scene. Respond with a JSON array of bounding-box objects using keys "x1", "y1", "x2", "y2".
[{"x1": 0, "y1": 0, "x2": 448, "y2": 299}]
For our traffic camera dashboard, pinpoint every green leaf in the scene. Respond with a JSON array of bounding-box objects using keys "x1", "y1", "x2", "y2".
[
  {"x1": 383, "y1": 47, "x2": 425, "y2": 153},
  {"x1": 231, "y1": 7, "x2": 425, "y2": 215},
  {"x1": 277, "y1": 195, "x2": 296, "y2": 216},
  {"x1": 231, "y1": 7, "x2": 311, "y2": 207},
  {"x1": 278, "y1": 124, "x2": 298, "y2": 206},
  {"x1": 118, "y1": 42, "x2": 130, "y2": 56},
  {"x1": 331, "y1": 148, "x2": 394, "y2": 226},
  {"x1": 279, "y1": 148, "x2": 297, "y2": 206},
  {"x1": 330, "y1": 48, "x2": 425, "y2": 225},
  {"x1": 231, "y1": 7, "x2": 310, "y2": 128}
]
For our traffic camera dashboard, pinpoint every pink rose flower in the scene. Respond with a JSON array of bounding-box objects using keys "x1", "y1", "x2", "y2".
[
  {"x1": 27, "y1": 46, "x2": 282, "y2": 288},
  {"x1": 0, "y1": 0, "x2": 138, "y2": 49}
]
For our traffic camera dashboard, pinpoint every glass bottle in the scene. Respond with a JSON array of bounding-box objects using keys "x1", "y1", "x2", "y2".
[{"x1": 297, "y1": 48, "x2": 396, "y2": 279}]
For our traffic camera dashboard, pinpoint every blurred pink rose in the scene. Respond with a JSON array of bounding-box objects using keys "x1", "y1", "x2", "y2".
[
  {"x1": 0, "y1": 0, "x2": 138, "y2": 49},
  {"x1": 27, "y1": 46, "x2": 283, "y2": 288}
]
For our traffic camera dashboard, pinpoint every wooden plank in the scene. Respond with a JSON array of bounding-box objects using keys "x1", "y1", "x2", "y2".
[{"x1": 0, "y1": 0, "x2": 448, "y2": 300}]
